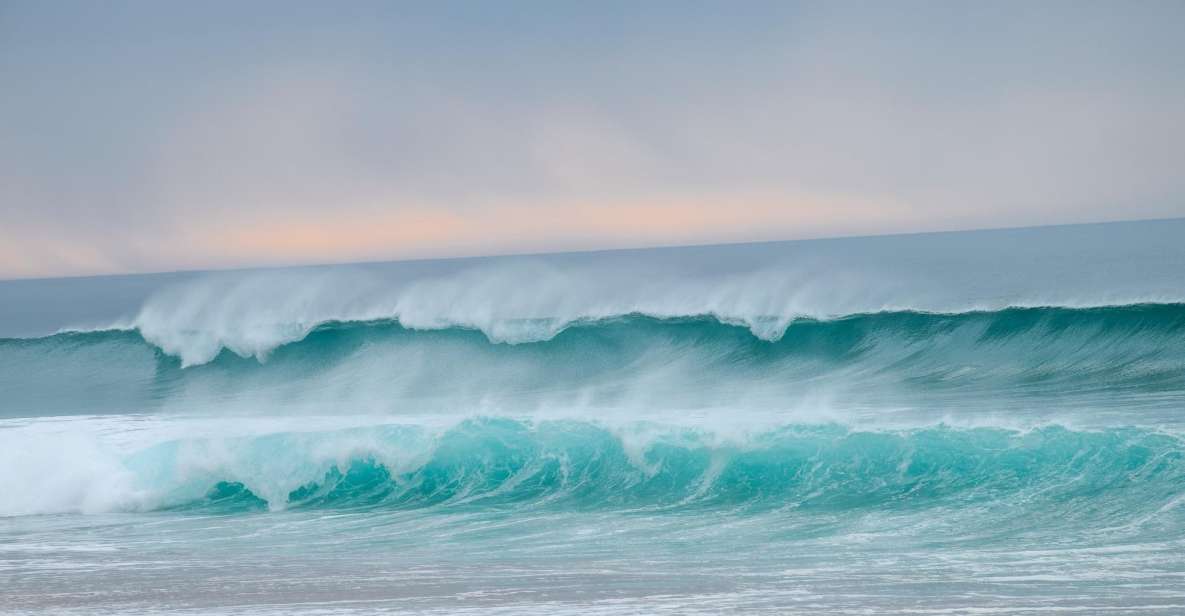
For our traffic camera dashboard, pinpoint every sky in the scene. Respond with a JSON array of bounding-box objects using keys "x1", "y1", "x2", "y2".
[{"x1": 2, "y1": 1, "x2": 1184, "y2": 279}]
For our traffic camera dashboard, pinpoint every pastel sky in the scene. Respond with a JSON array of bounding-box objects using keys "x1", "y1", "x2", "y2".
[{"x1": 2, "y1": 1, "x2": 1184, "y2": 279}]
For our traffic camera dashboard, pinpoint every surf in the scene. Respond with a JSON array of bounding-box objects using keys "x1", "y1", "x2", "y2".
[{"x1": 3, "y1": 417, "x2": 1184, "y2": 524}]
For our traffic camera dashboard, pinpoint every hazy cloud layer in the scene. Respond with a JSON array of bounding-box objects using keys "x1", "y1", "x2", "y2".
[{"x1": 2, "y1": 1, "x2": 1184, "y2": 278}]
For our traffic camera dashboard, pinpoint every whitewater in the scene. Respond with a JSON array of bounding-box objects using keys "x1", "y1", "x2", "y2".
[{"x1": 2, "y1": 219, "x2": 1185, "y2": 614}]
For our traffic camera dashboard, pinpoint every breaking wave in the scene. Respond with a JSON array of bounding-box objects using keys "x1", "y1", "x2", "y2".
[{"x1": 3, "y1": 418, "x2": 1184, "y2": 523}]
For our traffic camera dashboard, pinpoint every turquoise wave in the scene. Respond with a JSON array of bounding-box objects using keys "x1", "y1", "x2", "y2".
[
  {"x1": 3, "y1": 303, "x2": 1184, "y2": 419},
  {"x1": 127, "y1": 419, "x2": 1185, "y2": 527}
]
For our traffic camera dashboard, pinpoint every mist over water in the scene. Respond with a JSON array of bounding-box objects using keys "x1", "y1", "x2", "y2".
[{"x1": 2, "y1": 220, "x2": 1185, "y2": 614}]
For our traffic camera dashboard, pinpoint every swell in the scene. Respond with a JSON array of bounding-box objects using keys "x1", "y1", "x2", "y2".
[
  {"x1": 3, "y1": 304, "x2": 1185, "y2": 419},
  {"x1": 15, "y1": 419, "x2": 1185, "y2": 524}
]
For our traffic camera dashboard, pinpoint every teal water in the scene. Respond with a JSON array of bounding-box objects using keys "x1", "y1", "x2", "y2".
[
  {"x1": 122, "y1": 420, "x2": 1185, "y2": 517},
  {"x1": 2, "y1": 222, "x2": 1185, "y2": 614}
]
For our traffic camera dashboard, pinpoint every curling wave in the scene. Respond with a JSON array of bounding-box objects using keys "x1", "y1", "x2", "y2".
[{"x1": 2, "y1": 418, "x2": 1183, "y2": 523}]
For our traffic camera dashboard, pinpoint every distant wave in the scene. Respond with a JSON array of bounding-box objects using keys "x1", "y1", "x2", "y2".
[
  {"x1": 40, "y1": 259, "x2": 1181, "y2": 366},
  {"x1": 4, "y1": 304, "x2": 1185, "y2": 422},
  {"x1": 25, "y1": 302, "x2": 1185, "y2": 375},
  {"x1": 39, "y1": 301, "x2": 1185, "y2": 365}
]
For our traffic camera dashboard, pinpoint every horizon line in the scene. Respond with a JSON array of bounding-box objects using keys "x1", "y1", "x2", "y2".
[{"x1": 3, "y1": 214, "x2": 1181, "y2": 284}]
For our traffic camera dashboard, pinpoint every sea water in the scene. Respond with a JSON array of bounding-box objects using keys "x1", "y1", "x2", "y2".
[{"x1": 2, "y1": 219, "x2": 1184, "y2": 614}]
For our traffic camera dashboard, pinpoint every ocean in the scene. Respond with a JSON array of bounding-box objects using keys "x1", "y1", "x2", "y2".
[{"x1": 2, "y1": 219, "x2": 1184, "y2": 614}]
